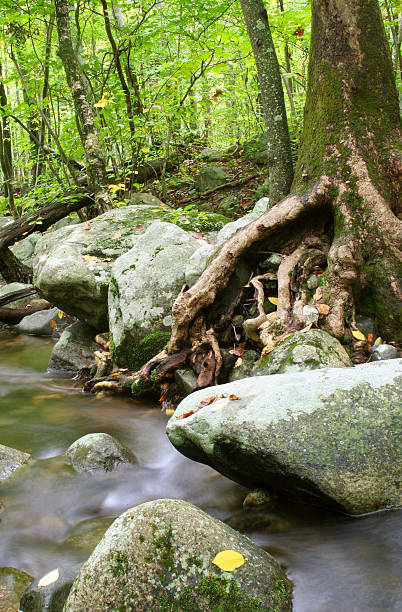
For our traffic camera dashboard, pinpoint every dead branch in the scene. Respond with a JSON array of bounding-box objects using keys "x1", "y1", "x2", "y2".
[
  {"x1": 178, "y1": 173, "x2": 259, "y2": 205},
  {"x1": 0, "y1": 287, "x2": 37, "y2": 307}
]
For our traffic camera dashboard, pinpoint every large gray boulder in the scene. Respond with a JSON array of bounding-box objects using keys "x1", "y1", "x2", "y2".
[
  {"x1": 11, "y1": 232, "x2": 41, "y2": 266},
  {"x1": 16, "y1": 307, "x2": 62, "y2": 336},
  {"x1": 216, "y1": 212, "x2": 261, "y2": 245},
  {"x1": 66, "y1": 433, "x2": 137, "y2": 474},
  {"x1": 48, "y1": 321, "x2": 98, "y2": 372},
  {"x1": 194, "y1": 165, "x2": 227, "y2": 192},
  {"x1": 33, "y1": 205, "x2": 177, "y2": 330},
  {"x1": 109, "y1": 221, "x2": 199, "y2": 368},
  {"x1": 167, "y1": 359, "x2": 402, "y2": 515},
  {"x1": 253, "y1": 329, "x2": 352, "y2": 375},
  {"x1": 0, "y1": 444, "x2": 31, "y2": 482},
  {"x1": 63, "y1": 499, "x2": 292, "y2": 612}
]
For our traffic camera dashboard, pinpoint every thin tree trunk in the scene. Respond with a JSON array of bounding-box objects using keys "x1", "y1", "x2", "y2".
[
  {"x1": 239, "y1": 0, "x2": 294, "y2": 201},
  {"x1": 0, "y1": 62, "x2": 18, "y2": 218},
  {"x1": 54, "y1": 0, "x2": 113, "y2": 213}
]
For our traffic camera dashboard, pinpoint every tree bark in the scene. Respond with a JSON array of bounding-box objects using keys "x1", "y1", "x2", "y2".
[
  {"x1": 54, "y1": 0, "x2": 113, "y2": 213},
  {"x1": 239, "y1": 0, "x2": 294, "y2": 201}
]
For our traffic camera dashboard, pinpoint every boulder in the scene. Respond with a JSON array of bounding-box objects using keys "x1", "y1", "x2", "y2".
[
  {"x1": 184, "y1": 243, "x2": 215, "y2": 287},
  {"x1": 0, "y1": 567, "x2": 33, "y2": 612},
  {"x1": 167, "y1": 359, "x2": 402, "y2": 514},
  {"x1": 48, "y1": 321, "x2": 98, "y2": 372},
  {"x1": 33, "y1": 205, "x2": 227, "y2": 330},
  {"x1": 20, "y1": 565, "x2": 80, "y2": 612},
  {"x1": 0, "y1": 444, "x2": 31, "y2": 482},
  {"x1": 109, "y1": 222, "x2": 199, "y2": 368},
  {"x1": 216, "y1": 211, "x2": 261, "y2": 245},
  {"x1": 11, "y1": 232, "x2": 41, "y2": 266},
  {"x1": 0, "y1": 216, "x2": 13, "y2": 229},
  {"x1": 228, "y1": 350, "x2": 260, "y2": 382},
  {"x1": 199, "y1": 148, "x2": 222, "y2": 162},
  {"x1": 369, "y1": 343, "x2": 399, "y2": 361},
  {"x1": 252, "y1": 196, "x2": 270, "y2": 214},
  {"x1": 50, "y1": 216, "x2": 80, "y2": 231},
  {"x1": 16, "y1": 307, "x2": 62, "y2": 336},
  {"x1": 63, "y1": 499, "x2": 292, "y2": 612},
  {"x1": 194, "y1": 166, "x2": 227, "y2": 192},
  {"x1": 66, "y1": 433, "x2": 137, "y2": 474},
  {"x1": 174, "y1": 368, "x2": 198, "y2": 396},
  {"x1": 253, "y1": 329, "x2": 352, "y2": 376}
]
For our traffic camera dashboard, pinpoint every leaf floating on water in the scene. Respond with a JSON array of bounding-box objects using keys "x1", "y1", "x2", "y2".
[
  {"x1": 229, "y1": 394, "x2": 241, "y2": 401},
  {"x1": 212, "y1": 550, "x2": 245, "y2": 572},
  {"x1": 199, "y1": 396, "x2": 218, "y2": 408},
  {"x1": 268, "y1": 297, "x2": 278, "y2": 305},
  {"x1": 38, "y1": 568, "x2": 59, "y2": 588},
  {"x1": 352, "y1": 330, "x2": 366, "y2": 341},
  {"x1": 374, "y1": 337, "x2": 383, "y2": 345}
]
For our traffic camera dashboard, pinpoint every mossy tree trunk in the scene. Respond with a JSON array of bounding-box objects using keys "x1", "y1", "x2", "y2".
[
  {"x1": 239, "y1": 0, "x2": 294, "y2": 201},
  {"x1": 54, "y1": 0, "x2": 113, "y2": 214}
]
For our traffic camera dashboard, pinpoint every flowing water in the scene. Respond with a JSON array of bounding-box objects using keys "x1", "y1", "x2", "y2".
[{"x1": 0, "y1": 330, "x2": 401, "y2": 611}]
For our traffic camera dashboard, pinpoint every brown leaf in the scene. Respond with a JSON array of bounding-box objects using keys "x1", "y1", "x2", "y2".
[
  {"x1": 134, "y1": 224, "x2": 145, "y2": 231},
  {"x1": 111, "y1": 232, "x2": 121, "y2": 240},
  {"x1": 229, "y1": 343, "x2": 245, "y2": 357},
  {"x1": 177, "y1": 409, "x2": 198, "y2": 420},
  {"x1": 83, "y1": 221, "x2": 91, "y2": 230},
  {"x1": 229, "y1": 394, "x2": 241, "y2": 400},
  {"x1": 313, "y1": 287, "x2": 323, "y2": 301},
  {"x1": 117, "y1": 225, "x2": 124, "y2": 229},
  {"x1": 198, "y1": 395, "x2": 218, "y2": 408},
  {"x1": 49, "y1": 320, "x2": 57, "y2": 329},
  {"x1": 316, "y1": 303, "x2": 330, "y2": 315}
]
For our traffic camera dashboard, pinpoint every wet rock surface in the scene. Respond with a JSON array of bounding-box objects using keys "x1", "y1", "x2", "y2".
[{"x1": 66, "y1": 433, "x2": 137, "y2": 474}]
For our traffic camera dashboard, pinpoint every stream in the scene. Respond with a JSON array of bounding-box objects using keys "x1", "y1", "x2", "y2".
[{"x1": 0, "y1": 330, "x2": 401, "y2": 611}]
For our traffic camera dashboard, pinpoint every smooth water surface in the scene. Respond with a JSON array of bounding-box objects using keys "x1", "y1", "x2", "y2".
[{"x1": 0, "y1": 330, "x2": 401, "y2": 611}]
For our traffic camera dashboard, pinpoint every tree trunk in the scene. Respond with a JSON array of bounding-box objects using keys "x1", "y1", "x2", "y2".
[
  {"x1": 54, "y1": 0, "x2": 113, "y2": 214},
  {"x1": 239, "y1": 0, "x2": 294, "y2": 201}
]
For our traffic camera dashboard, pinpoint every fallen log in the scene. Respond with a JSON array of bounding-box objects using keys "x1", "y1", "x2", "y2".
[
  {"x1": 0, "y1": 286, "x2": 37, "y2": 307},
  {"x1": 0, "y1": 300, "x2": 51, "y2": 324}
]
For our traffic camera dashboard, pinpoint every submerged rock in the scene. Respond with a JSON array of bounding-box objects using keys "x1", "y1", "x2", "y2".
[
  {"x1": 66, "y1": 433, "x2": 137, "y2": 474},
  {"x1": 167, "y1": 359, "x2": 402, "y2": 515},
  {"x1": 20, "y1": 565, "x2": 80, "y2": 612},
  {"x1": 0, "y1": 566, "x2": 33, "y2": 612},
  {"x1": 0, "y1": 444, "x2": 31, "y2": 482},
  {"x1": 48, "y1": 321, "x2": 98, "y2": 372},
  {"x1": 109, "y1": 222, "x2": 199, "y2": 368},
  {"x1": 63, "y1": 499, "x2": 292, "y2": 611},
  {"x1": 253, "y1": 329, "x2": 352, "y2": 376}
]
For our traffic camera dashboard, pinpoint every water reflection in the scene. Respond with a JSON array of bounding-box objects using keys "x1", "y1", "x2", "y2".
[{"x1": 0, "y1": 331, "x2": 401, "y2": 611}]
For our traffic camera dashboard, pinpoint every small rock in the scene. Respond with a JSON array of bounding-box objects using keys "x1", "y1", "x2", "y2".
[
  {"x1": 0, "y1": 566, "x2": 33, "y2": 612},
  {"x1": 216, "y1": 212, "x2": 261, "y2": 245},
  {"x1": 0, "y1": 444, "x2": 31, "y2": 482},
  {"x1": 370, "y1": 344, "x2": 399, "y2": 361},
  {"x1": 260, "y1": 253, "x2": 282, "y2": 269},
  {"x1": 16, "y1": 307, "x2": 62, "y2": 336},
  {"x1": 48, "y1": 321, "x2": 98, "y2": 372},
  {"x1": 20, "y1": 565, "x2": 80, "y2": 612},
  {"x1": 0, "y1": 282, "x2": 38, "y2": 310},
  {"x1": 174, "y1": 368, "x2": 198, "y2": 396},
  {"x1": 66, "y1": 433, "x2": 137, "y2": 474},
  {"x1": 252, "y1": 196, "x2": 270, "y2": 214},
  {"x1": 355, "y1": 315, "x2": 376, "y2": 338},
  {"x1": 194, "y1": 166, "x2": 227, "y2": 192},
  {"x1": 243, "y1": 488, "x2": 273, "y2": 508},
  {"x1": 302, "y1": 304, "x2": 319, "y2": 325},
  {"x1": 306, "y1": 274, "x2": 319, "y2": 290}
]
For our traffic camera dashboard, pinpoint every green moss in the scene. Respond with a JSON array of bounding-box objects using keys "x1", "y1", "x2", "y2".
[
  {"x1": 109, "y1": 331, "x2": 115, "y2": 362},
  {"x1": 110, "y1": 551, "x2": 130, "y2": 577},
  {"x1": 151, "y1": 521, "x2": 175, "y2": 574},
  {"x1": 109, "y1": 277, "x2": 120, "y2": 299},
  {"x1": 129, "y1": 376, "x2": 152, "y2": 397},
  {"x1": 124, "y1": 331, "x2": 171, "y2": 372}
]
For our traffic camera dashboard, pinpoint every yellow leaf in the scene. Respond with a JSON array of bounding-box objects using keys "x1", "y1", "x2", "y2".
[
  {"x1": 111, "y1": 233, "x2": 121, "y2": 240},
  {"x1": 116, "y1": 201, "x2": 126, "y2": 206},
  {"x1": 212, "y1": 550, "x2": 245, "y2": 572},
  {"x1": 94, "y1": 98, "x2": 112, "y2": 108},
  {"x1": 165, "y1": 408, "x2": 175, "y2": 416},
  {"x1": 57, "y1": 310, "x2": 64, "y2": 319},
  {"x1": 352, "y1": 330, "x2": 366, "y2": 341},
  {"x1": 261, "y1": 345, "x2": 274, "y2": 356},
  {"x1": 268, "y1": 297, "x2": 278, "y2": 305},
  {"x1": 234, "y1": 357, "x2": 242, "y2": 368},
  {"x1": 110, "y1": 371, "x2": 121, "y2": 376},
  {"x1": 83, "y1": 255, "x2": 100, "y2": 262},
  {"x1": 38, "y1": 568, "x2": 59, "y2": 588},
  {"x1": 374, "y1": 337, "x2": 383, "y2": 345}
]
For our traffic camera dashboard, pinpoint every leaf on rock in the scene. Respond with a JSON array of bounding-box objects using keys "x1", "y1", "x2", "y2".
[
  {"x1": 268, "y1": 297, "x2": 278, "y2": 305},
  {"x1": 234, "y1": 357, "x2": 243, "y2": 368},
  {"x1": 177, "y1": 409, "x2": 198, "y2": 420},
  {"x1": 83, "y1": 255, "x2": 100, "y2": 262},
  {"x1": 316, "y1": 303, "x2": 330, "y2": 315},
  {"x1": 111, "y1": 232, "x2": 121, "y2": 240},
  {"x1": 212, "y1": 550, "x2": 245, "y2": 572},
  {"x1": 229, "y1": 344, "x2": 245, "y2": 357},
  {"x1": 49, "y1": 320, "x2": 57, "y2": 329},
  {"x1": 38, "y1": 568, "x2": 59, "y2": 588},
  {"x1": 229, "y1": 394, "x2": 241, "y2": 400},
  {"x1": 261, "y1": 345, "x2": 274, "y2": 356},
  {"x1": 83, "y1": 221, "x2": 91, "y2": 230},
  {"x1": 352, "y1": 330, "x2": 366, "y2": 341},
  {"x1": 374, "y1": 337, "x2": 383, "y2": 345},
  {"x1": 57, "y1": 310, "x2": 64, "y2": 319},
  {"x1": 313, "y1": 287, "x2": 323, "y2": 301},
  {"x1": 134, "y1": 224, "x2": 145, "y2": 231},
  {"x1": 198, "y1": 396, "x2": 218, "y2": 408}
]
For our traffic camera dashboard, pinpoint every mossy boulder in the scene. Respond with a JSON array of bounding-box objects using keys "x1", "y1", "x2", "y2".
[
  {"x1": 0, "y1": 444, "x2": 31, "y2": 482},
  {"x1": 194, "y1": 166, "x2": 228, "y2": 192},
  {"x1": 109, "y1": 222, "x2": 199, "y2": 368},
  {"x1": 63, "y1": 499, "x2": 292, "y2": 612},
  {"x1": 66, "y1": 433, "x2": 137, "y2": 474},
  {"x1": 253, "y1": 329, "x2": 352, "y2": 376},
  {"x1": 122, "y1": 331, "x2": 171, "y2": 372},
  {"x1": 167, "y1": 359, "x2": 402, "y2": 515},
  {"x1": 20, "y1": 565, "x2": 80, "y2": 612},
  {"x1": 0, "y1": 566, "x2": 33, "y2": 612}
]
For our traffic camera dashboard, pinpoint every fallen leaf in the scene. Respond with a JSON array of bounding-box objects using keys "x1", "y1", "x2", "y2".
[
  {"x1": 268, "y1": 297, "x2": 278, "y2": 305},
  {"x1": 212, "y1": 550, "x2": 245, "y2": 572},
  {"x1": 83, "y1": 221, "x2": 91, "y2": 230},
  {"x1": 374, "y1": 337, "x2": 383, "y2": 345},
  {"x1": 352, "y1": 330, "x2": 366, "y2": 341},
  {"x1": 83, "y1": 255, "x2": 100, "y2": 262},
  {"x1": 110, "y1": 371, "x2": 121, "y2": 377},
  {"x1": 229, "y1": 344, "x2": 245, "y2": 357},
  {"x1": 316, "y1": 303, "x2": 330, "y2": 315},
  {"x1": 111, "y1": 233, "x2": 121, "y2": 240},
  {"x1": 199, "y1": 396, "x2": 218, "y2": 408},
  {"x1": 49, "y1": 320, "x2": 57, "y2": 329},
  {"x1": 367, "y1": 333, "x2": 374, "y2": 344},
  {"x1": 234, "y1": 357, "x2": 243, "y2": 368},
  {"x1": 177, "y1": 409, "x2": 198, "y2": 420},
  {"x1": 192, "y1": 232, "x2": 204, "y2": 240},
  {"x1": 57, "y1": 310, "x2": 64, "y2": 319},
  {"x1": 165, "y1": 408, "x2": 175, "y2": 416},
  {"x1": 313, "y1": 287, "x2": 323, "y2": 301},
  {"x1": 261, "y1": 345, "x2": 274, "y2": 356},
  {"x1": 117, "y1": 225, "x2": 125, "y2": 229},
  {"x1": 38, "y1": 568, "x2": 59, "y2": 588},
  {"x1": 229, "y1": 394, "x2": 241, "y2": 400},
  {"x1": 134, "y1": 224, "x2": 145, "y2": 231}
]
